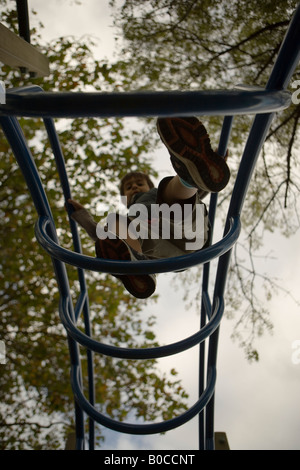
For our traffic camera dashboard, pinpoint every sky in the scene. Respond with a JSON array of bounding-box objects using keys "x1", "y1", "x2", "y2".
[{"x1": 12, "y1": 0, "x2": 300, "y2": 450}]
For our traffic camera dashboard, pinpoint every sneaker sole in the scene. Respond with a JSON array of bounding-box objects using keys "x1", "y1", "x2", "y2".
[
  {"x1": 95, "y1": 237, "x2": 156, "y2": 299},
  {"x1": 157, "y1": 117, "x2": 230, "y2": 192}
]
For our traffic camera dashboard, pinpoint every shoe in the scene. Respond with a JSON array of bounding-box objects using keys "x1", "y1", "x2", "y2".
[
  {"x1": 95, "y1": 234, "x2": 156, "y2": 299},
  {"x1": 157, "y1": 116, "x2": 230, "y2": 193}
]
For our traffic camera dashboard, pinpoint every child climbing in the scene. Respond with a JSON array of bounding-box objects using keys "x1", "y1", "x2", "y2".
[{"x1": 67, "y1": 117, "x2": 230, "y2": 299}]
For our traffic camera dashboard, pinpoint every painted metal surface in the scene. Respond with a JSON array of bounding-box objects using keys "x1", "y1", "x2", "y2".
[{"x1": 0, "y1": 4, "x2": 299, "y2": 450}]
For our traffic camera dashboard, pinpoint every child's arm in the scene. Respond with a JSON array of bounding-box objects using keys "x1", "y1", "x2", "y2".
[
  {"x1": 66, "y1": 199, "x2": 98, "y2": 241},
  {"x1": 68, "y1": 199, "x2": 87, "y2": 211}
]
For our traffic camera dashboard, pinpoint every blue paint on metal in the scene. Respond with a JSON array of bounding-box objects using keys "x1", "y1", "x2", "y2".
[{"x1": 0, "y1": 3, "x2": 299, "y2": 450}]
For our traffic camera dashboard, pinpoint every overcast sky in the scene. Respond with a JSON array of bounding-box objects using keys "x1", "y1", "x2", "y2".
[{"x1": 24, "y1": 0, "x2": 300, "y2": 450}]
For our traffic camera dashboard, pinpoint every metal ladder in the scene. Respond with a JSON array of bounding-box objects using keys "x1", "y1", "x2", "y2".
[{"x1": 0, "y1": 3, "x2": 299, "y2": 450}]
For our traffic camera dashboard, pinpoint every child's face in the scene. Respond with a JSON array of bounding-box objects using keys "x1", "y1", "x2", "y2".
[{"x1": 123, "y1": 176, "x2": 151, "y2": 206}]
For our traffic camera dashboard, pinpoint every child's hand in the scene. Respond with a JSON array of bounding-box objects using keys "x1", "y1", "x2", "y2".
[{"x1": 66, "y1": 199, "x2": 85, "y2": 211}]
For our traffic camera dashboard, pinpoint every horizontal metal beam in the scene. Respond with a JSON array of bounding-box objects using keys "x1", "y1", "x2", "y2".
[
  {"x1": 0, "y1": 22, "x2": 49, "y2": 77},
  {"x1": 0, "y1": 87, "x2": 292, "y2": 118}
]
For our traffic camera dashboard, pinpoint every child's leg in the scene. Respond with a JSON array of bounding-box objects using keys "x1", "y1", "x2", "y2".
[
  {"x1": 157, "y1": 117, "x2": 230, "y2": 193},
  {"x1": 107, "y1": 214, "x2": 143, "y2": 253},
  {"x1": 161, "y1": 175, "x2": 198, "y2": 205},
  {"x1": 95, "y1": 214, "x2": 156, "y2": 299}
]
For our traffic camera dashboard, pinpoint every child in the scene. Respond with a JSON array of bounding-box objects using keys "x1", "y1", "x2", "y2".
[{"x1": 67, "y1": 116, "x2": 230, "y2": 299}]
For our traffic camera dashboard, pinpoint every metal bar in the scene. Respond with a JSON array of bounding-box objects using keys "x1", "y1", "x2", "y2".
[
  {"x1": 198, "y1": 115, "x2": 233, "y2": 449},
  {"x1": 266, "y1": 4, "x2": 300, "y2": 91},
  {"x1": 58, "y1": 295, "x2": 224, "y2": 360},
  {"x1": 1, "y1": 3, "x2": 298, "y2": 450},
  {"x1": 0, "y1": 88, "x2": 291, "y2": 118},
  {"x1": 0, "y1": 115, "x2": 86, "y2": 448},
  {"x1": 43, "y1": 116, "x2": 95, "y2": 450},
  {"x1": 35, "y1": 214, "x2": 241, "y2": 275},
  {"x1": 16, "y1": 0, "x2": 31, "y2": 43},
  {"x1": 70, "y1": 363, "x2": 217, "y2": 435}
]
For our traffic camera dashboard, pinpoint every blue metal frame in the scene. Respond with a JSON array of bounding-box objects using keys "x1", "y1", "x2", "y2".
[{"x1": 0, "y1": 4, "x2": 299, "y2": 450}]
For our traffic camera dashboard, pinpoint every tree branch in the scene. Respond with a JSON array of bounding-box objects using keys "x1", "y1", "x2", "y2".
[
  {"x1": 207, "y1": 20, "x2": 290, "y2": 65},
  {"x1": 284, "y1": 112, "x2": 300, "y2": 208},
  {"x1": 247, "y1": 180, "x2": 287, "y2": 238}
]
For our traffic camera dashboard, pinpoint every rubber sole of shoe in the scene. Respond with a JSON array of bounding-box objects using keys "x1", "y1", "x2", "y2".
[
  {"x1": 95, "y1": 237, "x2": 156, "y2": 299},
  {"x1": 157, "y1": 117, "x2": 230, "y2": 192}
]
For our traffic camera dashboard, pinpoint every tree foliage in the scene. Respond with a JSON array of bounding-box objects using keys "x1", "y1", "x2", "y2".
[
  {"x1": 108, "y1": 0, "x2": 300, "y2": 361},
  {"x1": 0, "y1": 1, "x2": 188, "y2": 449}
]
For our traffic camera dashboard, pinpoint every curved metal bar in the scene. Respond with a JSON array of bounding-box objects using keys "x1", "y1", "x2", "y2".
[
  {"x1": 35, "y1": 215, "x2": 241, "y2": 275},
  {"x1": 0, "y1": 115, "x2": 53, "y2": 218},
  {"x1": 0, "y1": 88, "x2": 291, "y2": 118},
  {"x1": 1, "y1": 4, "x2": 299, "y2": 450},
  {"x1": 266, "y1": 3, "x2": 300, "y2": 91},
  {"x1": 70, "y1": 363, "x2": 216, "y2": 435},
  {"x1": 59, "y1": 295, "x2": 224, "y2": 360}
]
